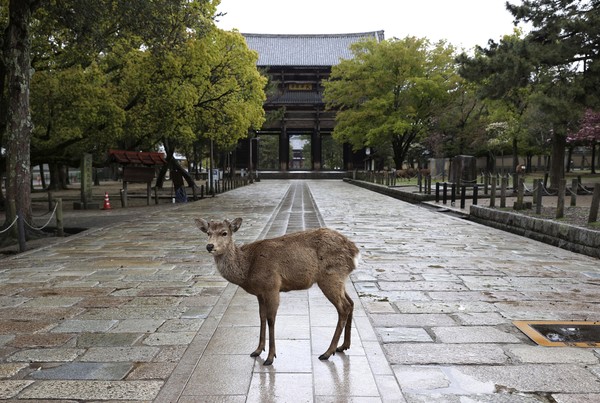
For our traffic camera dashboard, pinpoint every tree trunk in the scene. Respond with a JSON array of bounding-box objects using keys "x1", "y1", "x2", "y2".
[
  {"x1": 4, "y1": 0, "x2": 37, "y2": 227},
  {"x1": 47, "y1": 163, "x2": 63, "y2": 191},
  {"x1": 39, "y1": 163, "x2": 46, "y2": 189},
  {"x1": 511, "y1": 137, "x2": 519, "y2": 189},
  {"x1": 591, "y1": 141, "x2": 597, "y2": 174},
  {"x1": 549, "y1": 127, "x2": 566, "y2": 190},
  {"x1": 392, "y1": 131, "x2": 418, "y2": 170}
]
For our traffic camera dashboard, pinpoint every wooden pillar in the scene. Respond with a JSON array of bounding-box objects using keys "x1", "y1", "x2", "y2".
[
  {"x1": 312, "y1": 128, "x2": 321, "y2": 171},
  {"x1": 279, "y1": 127, "x2": 288, "y2": 171},
  {"x1": 343, "y1": 143, "x2": 354, "y2": 171}
]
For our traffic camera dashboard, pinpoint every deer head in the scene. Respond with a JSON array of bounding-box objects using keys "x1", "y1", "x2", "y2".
[{"x1": 195, "y1": 218, "x2": 243, "y2": 255}]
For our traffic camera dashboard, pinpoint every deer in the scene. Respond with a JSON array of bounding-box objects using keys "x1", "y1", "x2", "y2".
[{"x1": 195, "y1": 217, "x2": 360, "y2": 366}]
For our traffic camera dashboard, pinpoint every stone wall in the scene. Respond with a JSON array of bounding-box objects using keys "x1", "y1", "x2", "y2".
[{"x1": 470, "y1": 205, "x2": 600, "y2": 259}]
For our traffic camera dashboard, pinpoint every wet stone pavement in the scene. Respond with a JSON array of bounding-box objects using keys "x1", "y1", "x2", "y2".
[{"x1": 0, "y1": 179, "x2": 599, "y2": 402}]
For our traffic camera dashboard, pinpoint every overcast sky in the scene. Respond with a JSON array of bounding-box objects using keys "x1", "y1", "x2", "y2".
[{"x1": 216, "y1": 0, "x2": 525, "y2": 51}]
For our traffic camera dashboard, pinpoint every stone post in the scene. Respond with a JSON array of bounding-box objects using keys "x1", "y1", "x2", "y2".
[
  {"x1": 500, "y1": 176, "x2": 507, "y2": 208},
  {"x1": 588, "y1": 183, "x2": 600, "y2": 223},
  {"x1": 556, "y1": 179, "x2": 566, "y2": 219},
  {"x1": 570, "y1": 178, "x2": 578, "y2": 207},
  {"x1": 490, "y1": 177, "x2": 497, "y2": 208}
]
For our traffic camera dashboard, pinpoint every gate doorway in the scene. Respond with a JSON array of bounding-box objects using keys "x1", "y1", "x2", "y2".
[{"x1": 289, "y1": 134, "x2": 312, "y2": 170}]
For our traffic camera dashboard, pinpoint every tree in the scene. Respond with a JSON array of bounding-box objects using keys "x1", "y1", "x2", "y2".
[
  {"x1": 1, "y1": 0, "x2": 221, "y2": 230},
  {"x1": 568, "y1": 108, "x2": 600, "y2": 173},
  {"x1": 505, "y1": 0, "x2": 600, "y2": 186},
  {"x1": 458, "y1": 21, "x2": 584, "y2": 189},
  {"x1": 432, "y1": 80, "x2": 487, "y2": 159},
  {"x1": 323, "y1": 37, "x2": 460, "y2": 169},
  {"x1": 2, "y1": 0, "x2": 42, "y2": 228},
  {"x1": 30, "y1": 63, "x2": 124, "y2": 189},
  {"x1": 458, "y1": 31, "x2": 534, "y2": 173},
  {"x1": 116, "y1": 28, "x2": 266, "y2": 187}
]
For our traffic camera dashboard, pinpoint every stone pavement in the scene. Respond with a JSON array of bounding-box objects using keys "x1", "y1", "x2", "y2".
[{"x1": 1, "y1": 179, "x2": 599, "y2": 402}]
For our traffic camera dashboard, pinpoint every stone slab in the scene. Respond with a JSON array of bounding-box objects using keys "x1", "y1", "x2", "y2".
[
  {"x1": 79, "y1": 347, "x2": 159, "y2": 362},
  {"x1": 508, "y1": 345, "x2": 599, "y2": 364},
  {"x1": 7, "y1": 348, "x2": 84, "y2": 363},
  {"x1": 19, "y1": 380, "x2": 163, "y2": 400},
  {"x1": 376, "y1": 327, "x2": 433, "y2": 343},
  {"x1": 432, "y1": 326, "x2": 521, "y2": 343},
  {"x1": 384, "y1": 344, "x2": 508, "y2": 365},
  {"x1": 458, "y1": 364, "x2": 600, "y2": 393},
  {"x1": 76, "y1": 332, "x2": 142, "y2": 348},
  {"x1": 31, "y1": 362, "x2": 132, "y2": 380}
]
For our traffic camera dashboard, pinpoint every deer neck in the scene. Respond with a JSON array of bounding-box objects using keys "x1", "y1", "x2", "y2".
[{"x1": 214, "y1": 244, "x2": 248, "y2": 286}]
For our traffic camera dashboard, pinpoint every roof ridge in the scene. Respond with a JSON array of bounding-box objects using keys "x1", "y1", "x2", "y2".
[{"x1": 242, "y1": 31, "x2": 384, "y2": 38}]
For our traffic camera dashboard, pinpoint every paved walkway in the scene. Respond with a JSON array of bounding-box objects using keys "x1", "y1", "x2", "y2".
[{"x1": 1, "y1": 180, "x2": 599, "y2": 402}]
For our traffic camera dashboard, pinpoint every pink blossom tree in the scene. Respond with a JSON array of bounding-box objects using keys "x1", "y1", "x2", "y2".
[{"x1": 567, "y1": 109, "x2": 600, "y2": 174}]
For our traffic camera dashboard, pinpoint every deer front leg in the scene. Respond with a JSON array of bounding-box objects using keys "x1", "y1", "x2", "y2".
[
  {"x1": 263, "y1": 292, "x2": 279, "y2": 366},
  {"x1": 251, "y1": 296, "x2": 266, "y2": 358}
]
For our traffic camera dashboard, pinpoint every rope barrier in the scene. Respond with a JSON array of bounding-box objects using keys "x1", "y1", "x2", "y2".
[
  {"x1": 23, "y1": 203, "x2": 59, "y2": 231},
  {"x1": 578, "y1": 182, "x2": 593, "y2": 194},
  {"x1": 538, "y1": 182, "x2": 557, "y2": 196},
  {"x1": 0, "y1": 216, "x2": 19, "y2": 234},
  {"x1": 1, "y1": 202, "x2": 59, "y2": 238}
]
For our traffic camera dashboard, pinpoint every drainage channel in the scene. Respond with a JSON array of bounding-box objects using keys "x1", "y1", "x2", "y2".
[{"x1": 260, "y1": 181, "x2": 325, "y2": 237}]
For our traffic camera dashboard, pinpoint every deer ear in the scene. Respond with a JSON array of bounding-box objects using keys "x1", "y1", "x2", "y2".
[
  {"x1": 194, "y1": 218, "x2": 209, "y2": 233},
  {"x1": 231, "y1": 217, "x2": 243, "y2": 232}
]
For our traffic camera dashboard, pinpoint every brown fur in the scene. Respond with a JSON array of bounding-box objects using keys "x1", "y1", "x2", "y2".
[{"x1": 195, "y1": 217, "x2": 359, "y2": 365}]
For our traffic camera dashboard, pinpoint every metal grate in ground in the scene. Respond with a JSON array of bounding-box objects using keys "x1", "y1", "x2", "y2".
[{"x1": 514, "y1": 320, "x2": 600, "y2": 347}]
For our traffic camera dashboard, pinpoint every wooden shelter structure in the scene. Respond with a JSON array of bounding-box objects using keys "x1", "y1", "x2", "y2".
[
  {"x1": 236, "y1": 31, "x2": 385, "y2": 176},
  {"x1": 107, "y1": 149, "x2": 167, "y2": 206}
]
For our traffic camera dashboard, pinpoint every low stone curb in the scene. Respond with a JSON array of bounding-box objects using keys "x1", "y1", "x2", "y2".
[
  {"x1": 470, "y1": 205, "x2": 600, "y2": 259},
  {"x1": 343, "y1": 178, "x2": 436, "y2": 203}
]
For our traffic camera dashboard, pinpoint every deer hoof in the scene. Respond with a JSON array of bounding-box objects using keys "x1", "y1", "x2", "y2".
[
  {"x1": 318, "y1": 353, "x2": 331, "y2": 360},
  {"x1": 336, "y1": 345, "x2": 350, "y2": 353},
  {"x1": 250, "y1": 351, "x2": 261, "y2": 358},
  {"x1": 263, "y1": 358, "x2": 273, "y2": 366}
]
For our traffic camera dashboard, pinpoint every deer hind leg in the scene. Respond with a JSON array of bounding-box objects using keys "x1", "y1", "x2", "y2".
[
  {"x1": 336, "y1": 291, "x2": 354, "y2": 353},
  {"x1": 317, "y1": 280, "x2": 353, "y2": 360},
  {"x1": 263, "y1": 292, "x2": 280, "y2": 366},
  {"x1": 250, "y1": 296, "x2": 266, "y2": 358}
]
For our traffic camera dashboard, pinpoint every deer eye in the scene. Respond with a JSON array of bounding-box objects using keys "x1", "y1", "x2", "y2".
[{"x1": 221, "y1": 231, "x2": 228, "y2": 237}]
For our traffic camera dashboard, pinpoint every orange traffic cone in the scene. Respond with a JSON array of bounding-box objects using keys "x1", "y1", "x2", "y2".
[{"x1": 103, "y1": 192, "x2": 112, "y2": 210}]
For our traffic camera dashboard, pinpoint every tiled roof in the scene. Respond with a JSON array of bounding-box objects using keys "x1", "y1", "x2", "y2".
[
  {"x1": 108, "y1": 149, "x2": 167, "y2": 166},
  {"x1": 243, "y1": 31, "x2": 385, "y2": 67}
]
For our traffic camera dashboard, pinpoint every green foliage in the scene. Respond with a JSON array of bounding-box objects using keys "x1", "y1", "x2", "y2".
[
  {"x1": 30, "y1": 63, "x2": 124, "y2": 164},
  {"x1": 22, "y1": 0, "x2": 265, "y2": 173},
  {"x1": 194, "y1": 30, "x2": 266, "y2": 148},
  {"x1": 323, "y1": 37, "x2": 460, "y2": 169},
  {"x1": 321, "y1": 135, "x2": 344, "y2": 170},
  {"x1": 457, "y1": 1, "x2": 598, "y2": 185},
  {"x1": 257, "y1": 135, "x2": 279, "y2": 170}
]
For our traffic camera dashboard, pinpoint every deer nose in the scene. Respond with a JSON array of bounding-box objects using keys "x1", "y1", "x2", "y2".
[{"x1": 206, "y1": 244, "x2": 214, "y2": 252}]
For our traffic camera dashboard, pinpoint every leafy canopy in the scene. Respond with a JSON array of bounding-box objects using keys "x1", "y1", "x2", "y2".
[{"x1": 323, "y1": 36, "x2": 460, "y2": 169}]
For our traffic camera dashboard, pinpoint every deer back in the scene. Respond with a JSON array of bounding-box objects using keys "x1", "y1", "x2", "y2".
[{"x1": 240, "y1": 228, "x2": 358, "y2": 293}]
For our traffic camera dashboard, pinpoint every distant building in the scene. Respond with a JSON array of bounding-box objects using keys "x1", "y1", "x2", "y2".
[{"x1": 237, "y1": 31, "x2": 385, "y2": 175}]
